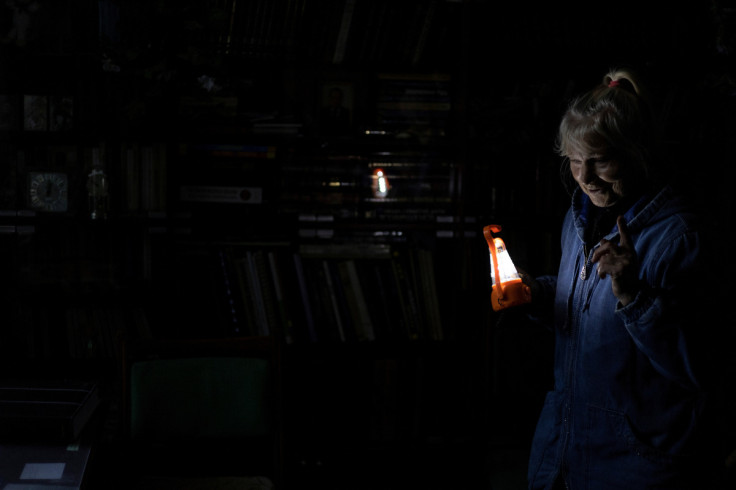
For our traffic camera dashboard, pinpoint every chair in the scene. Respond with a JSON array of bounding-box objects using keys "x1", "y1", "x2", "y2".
[{"x1": 120, "y1": 336, "x2": 283, "y2": 489}]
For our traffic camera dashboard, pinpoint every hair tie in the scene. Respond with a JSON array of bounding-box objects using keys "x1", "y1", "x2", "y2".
[{"x1": 608, "y1": 79, "x2": 620, "y2": 88}]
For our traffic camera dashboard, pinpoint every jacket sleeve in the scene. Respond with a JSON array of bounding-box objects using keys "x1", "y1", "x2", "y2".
[
  {"x1": 616, "y1": 229, "x2": 713, "y2": 392},
  {"x1": 525, "y1": 275, "x2": 558, "y2": 329}
]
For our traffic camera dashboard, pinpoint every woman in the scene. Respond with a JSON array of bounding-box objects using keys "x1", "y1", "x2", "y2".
[{"x1": 526, "y1": 68, "x2": 722, "y2": 489}]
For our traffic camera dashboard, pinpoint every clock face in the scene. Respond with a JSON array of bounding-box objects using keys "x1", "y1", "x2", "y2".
[{"x1": 28, "y1": 172, "x2": 69, "y2": 213}]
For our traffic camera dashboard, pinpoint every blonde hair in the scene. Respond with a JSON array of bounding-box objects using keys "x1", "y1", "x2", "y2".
[{"x1": 557, "y1": 67, "x2": 657, "y2": 195}]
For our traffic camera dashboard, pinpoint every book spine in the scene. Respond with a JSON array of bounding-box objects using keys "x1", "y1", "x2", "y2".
[
  {"x1": 245, "y1": 250, "x2": 270, "y2": 336},
  {"x1": 322, "y1": 259, "x2": 346, "y2": 342},
  {"x1": 332, "y1": 0, "x2": 356, "y2": 64},
  {"x1": 391, "y1": 252, "x2": 420, "y2": 340},
  {"x1": 267, "y1": 250, "x2": 294, "y2": 344},
  {"x1": 344, "y1": 259, "x2": 375, "y2": 342},
  {"x1": 234, "y1": 256, "x2": 258, "y2": 337},
  {"x1": 418, "y1": 249, "x2": 443, "y2": 340},
  {"x1": 293, "y1": 252, "x2": 318, "y2": 342}
]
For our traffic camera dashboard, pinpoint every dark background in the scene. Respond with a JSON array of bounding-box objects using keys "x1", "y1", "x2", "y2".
[{"x1": 1, "y1": 1, "x2": 734, "y2": 488}]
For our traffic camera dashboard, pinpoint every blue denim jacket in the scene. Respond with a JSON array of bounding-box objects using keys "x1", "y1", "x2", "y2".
[{"x1": 528, "y1": 185, "x2": 719, "y2": 489}]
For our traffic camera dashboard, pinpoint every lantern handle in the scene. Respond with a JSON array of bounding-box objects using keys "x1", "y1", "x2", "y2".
[{"x1": 483, "y1": 224, "x2": 505, "y2": 300}]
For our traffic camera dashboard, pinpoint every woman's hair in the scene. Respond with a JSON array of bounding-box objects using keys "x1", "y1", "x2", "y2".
[{"x1": 556, "y1": 67, "x2": 659, "y2": 196}]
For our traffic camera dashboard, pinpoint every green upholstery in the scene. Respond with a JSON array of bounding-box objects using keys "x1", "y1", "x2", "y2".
[{"x1": 130, "y1": 357, "x2": 271, "y2": 442}]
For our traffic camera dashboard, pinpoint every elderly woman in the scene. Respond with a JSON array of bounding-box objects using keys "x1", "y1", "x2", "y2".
[{"x1": 525, "y1": 68, "x2": 722, "y2": 489}]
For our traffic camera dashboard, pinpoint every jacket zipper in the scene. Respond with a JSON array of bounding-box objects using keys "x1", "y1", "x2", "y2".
[
  {"x1": 580, "y1": 244, "x2": 592, "y2": 280},
  {"x1": 559, "y1": 243, "x2": 590, "y2": 486}
]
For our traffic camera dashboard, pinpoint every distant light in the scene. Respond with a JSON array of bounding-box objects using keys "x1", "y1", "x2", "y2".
[{"x1": 372, "y1": 168, "x2": 389, "y2": 198}]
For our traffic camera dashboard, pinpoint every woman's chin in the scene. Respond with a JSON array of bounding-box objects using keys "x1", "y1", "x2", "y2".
[{"x1": 585, "y1": 189, "x2": 619, "y2": 207}]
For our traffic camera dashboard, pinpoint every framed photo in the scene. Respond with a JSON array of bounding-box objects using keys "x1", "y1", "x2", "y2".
[
  {"x1": 23, "y1": 94, "x2": 48, "y2": 131},
  {"x1": 319, "y1": 82, "x2": 354, "y2": 138}
]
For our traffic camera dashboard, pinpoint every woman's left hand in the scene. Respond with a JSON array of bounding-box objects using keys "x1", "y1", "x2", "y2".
[{"x1": 592, "y1": 215, "x2": 640, "y2": 306}]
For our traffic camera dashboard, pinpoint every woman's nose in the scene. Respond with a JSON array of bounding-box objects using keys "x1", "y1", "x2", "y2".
[{"x1": 579, "y1": 163, "x2": 596, "y2": 183}]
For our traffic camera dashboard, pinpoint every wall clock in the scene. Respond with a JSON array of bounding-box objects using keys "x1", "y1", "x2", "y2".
[{"x1": 28, "y1": 171, "x2": 69, "y2": 213}]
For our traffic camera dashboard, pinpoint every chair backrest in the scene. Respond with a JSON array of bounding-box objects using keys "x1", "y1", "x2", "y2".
[
  {"x1": 123, "y1": 336, "x2": 282, "y2": 481},
  {"x1": 130, "y1": 356, "x2": 271, "y2": 441}
]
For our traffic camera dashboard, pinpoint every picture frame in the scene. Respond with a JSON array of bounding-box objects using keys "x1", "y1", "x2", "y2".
[{"x1": 319, "y1": 82, "x2": 354, "y2": 138}]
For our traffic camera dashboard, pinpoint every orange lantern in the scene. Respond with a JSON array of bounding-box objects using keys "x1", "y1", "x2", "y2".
[{"x1": 483, "y1": 224, "x2": 532, "y2": 311}]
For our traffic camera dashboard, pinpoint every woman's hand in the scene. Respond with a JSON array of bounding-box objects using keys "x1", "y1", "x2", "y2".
[
  {"x1": 592, "y1": 215, "x2": 640, "y2": 306},
  {"x1": 516, "y1": 267, "x2": 542, "y2": 306}
]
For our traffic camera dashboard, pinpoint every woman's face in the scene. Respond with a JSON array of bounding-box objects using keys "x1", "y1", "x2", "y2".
[{"x1": 569, "y1": 151, "x2": 624, "y2": 207}]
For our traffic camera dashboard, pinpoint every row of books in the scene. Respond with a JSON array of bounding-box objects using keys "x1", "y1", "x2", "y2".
[
  {"x1": 278, "y1": 154, "x2": 458, "y2": 220},
  {"x1": 375, "y1": 73, "x2": 453, "y2": 139},
  {"x1": 65, "y1": 307, "x2": 129, "y2": 362},
  {"x1": 0, "y1": 94, "x2": 74, "y2": 132},
  {"x1": 204, "y1": 0, "x2": 462, "y2": 67},
  {"x1": 196, "y1": 242, "x2": 446, "y2": 344},
  {"x1": 0, "y1": 139, "x2": 167, "y2": 217},
  {"x1": 119, "y1": 142, "x2": 168, "y2": 214},
  {"x1": 10, "y1": 302, "x2": 150, "y2": 363},
  {"x1": 171, "y1": 144, "x2": 459, "y2": 225}
]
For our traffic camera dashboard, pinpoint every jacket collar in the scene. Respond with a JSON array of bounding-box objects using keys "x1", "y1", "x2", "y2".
[{"x1": 571, "y1": 185, "x2": 671, "y2": 243}]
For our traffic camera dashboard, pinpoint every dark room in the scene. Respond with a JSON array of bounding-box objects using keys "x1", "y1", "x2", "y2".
[{"x1": 1, "y1": 0, "x2": 735, "y2": 489}]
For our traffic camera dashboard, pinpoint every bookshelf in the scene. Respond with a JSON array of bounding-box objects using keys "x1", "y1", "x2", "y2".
[{"x1": 0, "y1": 0, "x2": 561, "y2": 486}]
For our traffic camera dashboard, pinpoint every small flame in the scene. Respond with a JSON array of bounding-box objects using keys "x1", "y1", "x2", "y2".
[{"x1": 372, "y1": 168, "x2": 389, "y2": 198}]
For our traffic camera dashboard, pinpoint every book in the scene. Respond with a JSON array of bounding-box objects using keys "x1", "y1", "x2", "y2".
[
  {"x1": 252, "y1": 250, "x2": 280, "y2": 336},
  {"x1": 140, "y1": 143, "x2": 167, "y2": 212},
  {"x1": 182, "y1": 144, "x2": 277, "y2": 159},
  {"x1": 292, "y1": 252, "x2": 318, "y2": 343},
  {"x1": 336, "y1": 259, "x2": 375, "y2": 342},
  {"x1": 332, "y1": 0, "x2": 357, "y2": 64},
  {"x1": 322, "y1": 259, "x2": 346, "y2": 342},
  {"x1": 374, "y1": 73, "x2": 453, "y2": 137},
  {"x1": 216, "y1": 248, "x2": 247, "y2": 336},
  {"x1": 417, "y1": 248, "x2": 444, "y2": 340},
  {"x1": 376, "y1": 101, "x2": 451, "y2": 111},
  {"x1": 251, "y1": 122, "x2": 303, "y2": 135},
  {"x1": 391, "y1": 251, "x2": 420, "y2": 340},
  {"x1": 180, "y1": 185, "x2": 263, "y2": 204},
  {"x1": 244, "y1": 250, "x2": 270, "y2": 336},
  {"x1": 298, "y1": 242, "x2": 392, "y2": 260},
  {"x1": 229, "y1": 252, "x2": 258, "y2": 337},
  {"x1": 405, "y1": 249, "x2": 427, "y2": 339},
  {"x1": 121, "y1": 143, "x2": 140, "y2": 213},
  {"x1": 120, "y1": 142, "x2": 167, "y2": 213},
  {"x1": 307, "y1": 258, "x2": 343, "y2": 343},
  {"x1": 411, "y1": 0, "x2": 438, "y2": 66},
  {"x1": 327, "y1": 259, "x2": 358, "y2": 343},
  {"x1": 352, "y1": 259, "x2": 392, "y2": 341},
  {"x1": 64, "y1": 307, "x2": 126, "y2": 362},
  {"x1": 267, "y1": 250, "x2": 295, "y2": 343}
]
